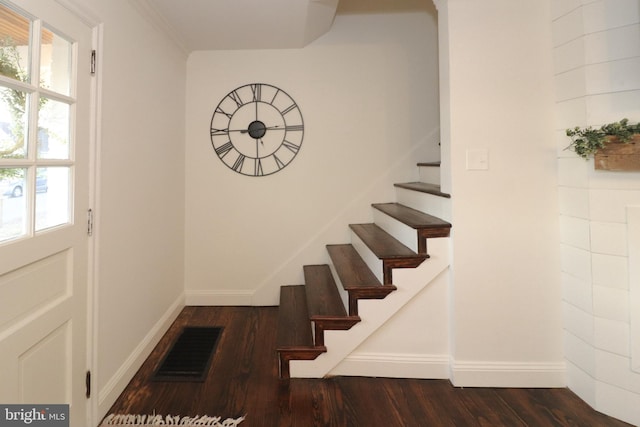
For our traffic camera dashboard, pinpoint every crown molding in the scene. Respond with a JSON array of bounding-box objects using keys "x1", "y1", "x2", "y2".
[
  {"x1": 127, "y1": 0, "x2": 189, "y2": 57},
  {"x1": 55, "y1": 0, "x2": 101, "y2": 27}
]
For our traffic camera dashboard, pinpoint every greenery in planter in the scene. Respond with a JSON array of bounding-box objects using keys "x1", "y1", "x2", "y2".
[{"x1": 566, "y1": 118, "x2": 640, "y2": 160}]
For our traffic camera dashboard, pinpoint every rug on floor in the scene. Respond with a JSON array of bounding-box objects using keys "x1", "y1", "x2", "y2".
[{"x1": 99, "y1": 413, "x2": 245, "y2": 426}]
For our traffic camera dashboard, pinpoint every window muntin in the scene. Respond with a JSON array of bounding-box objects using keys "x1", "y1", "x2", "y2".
[{"x1": 0, "y1": 2, "x2": 76, "y2": 244}]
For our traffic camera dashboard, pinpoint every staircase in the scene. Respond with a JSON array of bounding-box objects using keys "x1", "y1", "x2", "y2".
[{"x1": 276, "y1": 161, "x2": 451, "y2": 379}]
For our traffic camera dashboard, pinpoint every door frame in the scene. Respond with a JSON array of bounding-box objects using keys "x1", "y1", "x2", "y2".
[{"x1": 53, "y1": 1, "x2": 102, "y2": 425}]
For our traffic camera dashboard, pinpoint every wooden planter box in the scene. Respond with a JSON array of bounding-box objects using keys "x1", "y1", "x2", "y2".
[{"x1": 594, "y1": 134, "x2": 640, "y2": 171}]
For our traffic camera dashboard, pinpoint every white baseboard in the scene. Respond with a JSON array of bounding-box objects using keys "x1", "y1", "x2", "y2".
[
  {"x1": 184, "y1": 289, "x2": 254, "y2": 306},
  {"x1": 450, "y1": 360, "x2": 566, "y2": 388},
  {"x1": 97, "y1": 294, "x2": 185, "y2": 418},
  {"x1": 330, "y1": 352, "x2": 450, "y2": 379}
]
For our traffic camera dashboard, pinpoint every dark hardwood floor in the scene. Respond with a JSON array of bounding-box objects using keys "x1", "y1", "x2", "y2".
[{"x1": 105, "y1": 306, "x2": 632, "y2": 426}]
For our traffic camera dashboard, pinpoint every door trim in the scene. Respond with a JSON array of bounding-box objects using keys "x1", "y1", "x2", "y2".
[{"x1": 54, "y1": 1, "x2": 102, "y2": 425}]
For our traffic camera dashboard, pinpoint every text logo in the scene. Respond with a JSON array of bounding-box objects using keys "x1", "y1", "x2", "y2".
[{"x1": 0, "y1": 405, "x2": 68, "y2": 426}]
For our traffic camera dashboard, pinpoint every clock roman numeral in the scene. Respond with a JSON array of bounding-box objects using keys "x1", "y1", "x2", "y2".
[
  {"x1": 285, "y1": 124, "x2": 303, "y2": 132},
  {"x1": 281, "y1": 104, "x2": 297, "y2": 115},
  {"x1": 232, "y1": 154, "x2": 246, "y2": 172},
  {"x1": 282, "y1": 140, "x2": 300, "y2": 154},
  {"x1": 273, "y1": 154, "x2": 285, "y2": 170},
  {"x1": 228, "y1": 90, "x2": 243, "y2": 107},
  {"x1": 211, "y1": 127, "x2": 229, "y2": 136},
  {"x1": 251, "y1": 84, "x2": 262, "y2": 102},
  {"x1": 215, "y1": 106, "x2": 233, "y2": 119},
  {"x1": 215, "y1": 141, "x2": 234, "y2": 158},
  {"x1": 270, "y1": 89, "x2": 280, "y2": 105},
  {"x1": 255, "y1": 158, "x2": 264, "y2": 176}
]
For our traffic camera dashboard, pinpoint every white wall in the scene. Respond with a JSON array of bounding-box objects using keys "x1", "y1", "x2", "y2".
[
  {"x1": 79, "y1": 0, "x2": 187, "y2": 418},
  {"x1": 184, "y1": 5, "x2": 440, "y2": 305},
  {"x1": 552, "y1": 0, "x2": 640, "y2": 425},
  {"x1": 440, "y1": 0, "x2": 565, "y2": 386}
]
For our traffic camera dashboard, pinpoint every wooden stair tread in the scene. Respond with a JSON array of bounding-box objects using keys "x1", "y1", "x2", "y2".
[
  {"x1": 303, "y1": 265, "x2": 348, "y2": 319},
  {"x1": 276, "y1": 285, "x2": 326, "y2": 379},
  {"x1": 303, "y1": 265, "x2": 360, "y2": 346},
  {"x1": 394, "y1": 182, "x2": 451, "y2": 198},
  {"x1": 327, "y1": 244, "x2": 396, "y2": 316},
  {"x1": 327, "y1": 244, "x2": 384, "y2": 290},
  {"x1": 350, "y1": 223, "x2": 428, "y2": 285},
  {"x1": 349, "y1": 223, "x2": 428, "y2": 261},
  {"x1": 276, "y1": 285, "x2": 316, "y2": 349},
  {"x1": 372, "y1": 203, "x2": 451, "y2": 231}
]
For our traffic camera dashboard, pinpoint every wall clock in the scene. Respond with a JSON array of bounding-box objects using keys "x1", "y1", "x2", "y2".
[{"x1": 210, "y1": 83, "x2": 304, "y2": 177}]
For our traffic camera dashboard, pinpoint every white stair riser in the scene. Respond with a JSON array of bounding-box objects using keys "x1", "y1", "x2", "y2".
[
  {"x1": 372, "y1": 209, "x2": 418, "y2": 253},
  {"x1": 328, "y1": 262, "x2": 350, "y2": 312},
  {"x1": 395, "y1": 187, "x2": 452, "y2": 222},
  {"x1": 349, "y1": 229, "x2": 384, "y2": 284},
  {"x1": 418, "y1": 165, "x2": 440, "y2": 186}
]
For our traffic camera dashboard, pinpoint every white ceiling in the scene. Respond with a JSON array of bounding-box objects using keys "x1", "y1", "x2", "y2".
[{"x1": 130, "y1": 0, "x2": 341, "y2": 53}]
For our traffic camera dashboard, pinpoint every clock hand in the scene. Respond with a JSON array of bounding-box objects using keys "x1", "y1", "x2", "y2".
[
  {"x1": 230, "y1": 128, "x2": 266, "y2": 134},
  {"x1": 236, "y1": 125, "x2": 282, "y2": 134},
  {"x1": 227, "y1": 128, "x2": 248, "y2": 133}
]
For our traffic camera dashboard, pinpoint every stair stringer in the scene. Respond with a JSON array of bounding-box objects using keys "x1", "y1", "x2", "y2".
[
  {"x1": 330, "y1": 269, "x2": 449, "y2": 379},
  {"x1": 289, "y1": 236, "x2": 450, "y2": 378}
]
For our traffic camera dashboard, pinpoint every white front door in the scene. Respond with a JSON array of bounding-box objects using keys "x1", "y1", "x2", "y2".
[{"x1": 0, "y1": 0, "x2": 93, "y2": 425}]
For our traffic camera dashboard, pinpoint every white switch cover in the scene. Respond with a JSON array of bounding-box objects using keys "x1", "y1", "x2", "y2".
[{"x1": 466, "y1": 149, "x2": 489, "y2": 170}]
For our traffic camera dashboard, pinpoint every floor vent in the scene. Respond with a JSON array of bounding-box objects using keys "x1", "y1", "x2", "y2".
[{"x1": 153, "y1": 326, "x2": 222, "y2": 382}]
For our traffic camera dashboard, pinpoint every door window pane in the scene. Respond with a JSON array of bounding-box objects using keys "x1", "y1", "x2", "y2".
[
  {"x1": 40, "y1": 27, "x2": 71, "y2": 96},
  {"x1": 0, "y1": 167, "x2": 27, "y2": 242},
  {"x1": 0, "y1": 4, "x2": 31, "y2": 84},
  {"x1": 35, "y1": 166, "x2": 68, "y2": 231},
  {"x1": 0, "y1": 85, "x2": 28, "y2": 159},
  {"x1": 37, "y1": 97, "x2": 69, "y2": 159},
  {"x1": 0, "y1": 4, "x2": 75, "y2": 242}
]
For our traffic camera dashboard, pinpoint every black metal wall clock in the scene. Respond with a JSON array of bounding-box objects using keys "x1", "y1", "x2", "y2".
[{"x1": 210, "y1": 83, "x2": 304, "y2": 176}]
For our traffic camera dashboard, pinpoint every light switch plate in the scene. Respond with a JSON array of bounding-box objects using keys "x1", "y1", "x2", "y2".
[{"x1": 466, "y1": 149, "x2": 489, "y2": 170}]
